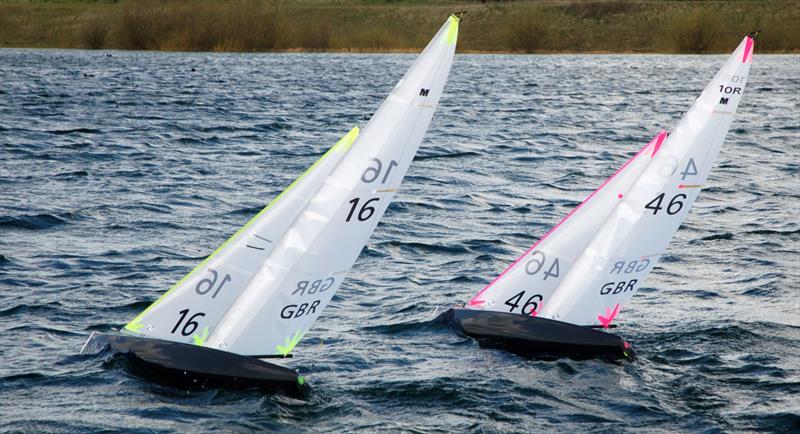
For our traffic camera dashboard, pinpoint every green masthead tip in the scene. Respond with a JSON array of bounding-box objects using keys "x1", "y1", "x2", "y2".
[
  {"x1": 331, "y1": 126, "x2": 360, "y2": 153},
  {"x1": 297, "y1": 375, "x2": 306, "y2": 386},
  {"x1": 447, "y1": 14, "x2": 461, "y2": 46},
  {"x1": 446, "y1": 17, "x2": 459, "y2": 46}
]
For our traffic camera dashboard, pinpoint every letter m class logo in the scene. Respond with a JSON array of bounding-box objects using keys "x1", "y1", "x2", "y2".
[
  {"x1": 419, "y1": 88, "x2": 430, "y2": 96},
  {"x1": 719, "y1": 97, "x2": 729, "y2": 105}
]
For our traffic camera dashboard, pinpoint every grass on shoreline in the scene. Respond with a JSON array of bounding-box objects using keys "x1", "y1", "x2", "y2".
[{"x1": 0, "y1": 0, "x2": 798, "y2": 53}]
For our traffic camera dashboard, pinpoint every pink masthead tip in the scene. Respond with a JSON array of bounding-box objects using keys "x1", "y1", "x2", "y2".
[
  {"x1": 650, "y1": 130, "x2": 668, "y2": 157},
  {"x1": 743, "y1": 36, "x2": 754, "y2": 64}
]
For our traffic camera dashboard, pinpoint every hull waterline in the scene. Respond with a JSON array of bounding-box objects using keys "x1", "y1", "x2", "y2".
[
  {"x1": 82, "y1": 332, "x2": 310, "y2": 397},
  {"x1": 439, "y1": 308, "x2": 633, "y2": 361}
]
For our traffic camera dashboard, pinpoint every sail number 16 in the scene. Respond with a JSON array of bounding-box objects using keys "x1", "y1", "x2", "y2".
[
  {"x1": 346, "y1": 158, "x2": 398, "y2": 222},
  {"x1": 195, "y1": 268, "x2": 231, "y2": 298},
  {"x1": 361, "y1": 158, "x2": 398, "y2": 184},
  {"x1": 346, "y1": 197, "x2": 379, "y2": 222},
  {"x1": 172, "y1": 309, "x2": 205, "y2": 336}
]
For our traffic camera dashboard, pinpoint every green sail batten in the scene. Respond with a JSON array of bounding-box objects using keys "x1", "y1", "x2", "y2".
[{"x1": 125, "y1": 126, "x2": 360, "y2": 333}]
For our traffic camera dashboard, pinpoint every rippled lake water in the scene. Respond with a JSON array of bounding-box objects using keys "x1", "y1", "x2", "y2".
[{"x1": 1, "y1": 48, "x2": 798, "y2": 433}]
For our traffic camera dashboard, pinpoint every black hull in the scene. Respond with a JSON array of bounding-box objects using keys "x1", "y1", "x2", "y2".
[
  {"x1": 439, "y1": 308, "x2": 633, "y2": 361},
  {"x1": 82, "y1": 332, "x2": 309, "y2": 397}
]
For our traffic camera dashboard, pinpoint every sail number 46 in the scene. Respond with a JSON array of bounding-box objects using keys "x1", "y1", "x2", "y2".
[
  {"x1": 505, "y1": 291, "x2": 543, "y2": 315},
  {"x1": 645, "y1": 193, "x2": 686, "y2": 215},
  {"x1": 525, "y1": 251, "x2": 560, "y2": 280}
]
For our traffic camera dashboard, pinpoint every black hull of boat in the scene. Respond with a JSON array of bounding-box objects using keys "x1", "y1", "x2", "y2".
[
  {"x1": 439, "y1": 308, "x2": 633, "y2": 361},
  {"x1": 82, "y1": 333, "x2": 309, "y2": 397}
]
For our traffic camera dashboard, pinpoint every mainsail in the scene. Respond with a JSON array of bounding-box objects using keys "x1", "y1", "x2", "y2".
[
  {"x1": 124, "y1": 15, "x2": 460, "y2": 356},
  {"x1": 468, "y1": 35, "x2": 754, "y2": 327}
]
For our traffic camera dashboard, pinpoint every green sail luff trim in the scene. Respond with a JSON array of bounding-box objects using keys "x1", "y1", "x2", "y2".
[{"x1": 124, "y1": 126, "x2": 360, "y2": 333}]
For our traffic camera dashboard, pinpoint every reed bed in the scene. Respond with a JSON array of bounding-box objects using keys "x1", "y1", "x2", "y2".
[{"x1": 0, "y1": 0, "x2": 797, "y2": 53}]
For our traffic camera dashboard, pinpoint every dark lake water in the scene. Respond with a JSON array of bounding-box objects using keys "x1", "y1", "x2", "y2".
[{"x1": 1, "y1": 48, "x2": 798, "y2": 433}]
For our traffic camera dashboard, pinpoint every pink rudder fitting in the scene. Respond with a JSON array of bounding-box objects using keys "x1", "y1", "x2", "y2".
[{"x1": 597, "y1": 303, "x2": 621, "y2": 329}]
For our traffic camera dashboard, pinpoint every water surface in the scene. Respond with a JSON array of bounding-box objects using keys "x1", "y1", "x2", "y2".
[{"x1": 1, "y1": 49, "x2": 798, "y2": 432}]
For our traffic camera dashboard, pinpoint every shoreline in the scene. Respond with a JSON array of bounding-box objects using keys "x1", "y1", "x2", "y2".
[
  {"x1": 1, "y1": 0, "x2": 798, "y2": 54},
  {"x1": 2, "y1": 46, "x2": 798, "y2": 55}
]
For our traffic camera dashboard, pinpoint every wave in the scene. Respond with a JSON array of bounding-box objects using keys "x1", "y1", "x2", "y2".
[
  {"x1": 47, "y1": 127, "x2": 101, "y2": 135},
  {"x1": 689, "y1": 232, "x2": 734, "y2": 243},
  {"x1": 0, "y1": 213, "x2": 75, "y2": 230},
  {"x1": 0, "y1": 301, "x2": 62, "y2": 317},
  {"x1": 414, "y1": 150, "x2": 481, "y2": 161}
]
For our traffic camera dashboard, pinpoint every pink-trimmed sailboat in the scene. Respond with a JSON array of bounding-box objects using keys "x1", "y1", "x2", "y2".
[{"x1": 441, "y1": 34, "x2": 757, "y2": 360}]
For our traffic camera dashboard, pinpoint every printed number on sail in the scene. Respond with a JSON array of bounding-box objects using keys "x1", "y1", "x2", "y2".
[
  {"x1": 525, "y1": 251, "x2": 560, "y2": 280},
  {"x1": 172, "y1": 309, "x2": 205, "y2": 336},
  {"x1": 346, "y1": 158, "x2": 399, "y2": 222},
  {"x1": 195, "y1": 269, "x2": 231, "y2": 298},
  {"x1": 346, "y1": 197, "x2": 379, "y2": 222},
  {"x1": 645, "y1": 193, "x2": 686, "y2": 215},
  {"x1": 719, "y1": 86, "x2": 742, "y2": 94},
  {"x1": 361, "y1": 158, "x2": 398, "y2": 184},
  {"x1": 505, "y1": 291, "x2": 543, "y2": 314},
  {"x1": 680, "y1": 158, "x2": 698, "y2": 180}
]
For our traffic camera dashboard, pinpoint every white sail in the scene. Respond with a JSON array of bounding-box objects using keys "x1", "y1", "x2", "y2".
[
  {"x1": 124, "y1": 127, "x2": 359, "y2": 342},
  {"x1": 539, "y1": 36, "x2": 755, "y2": 326},
  {"x1": 123, "y1": 15, "x2": 460, "y2": 356},
  {"x1": 466, "y1": 131, "x2": 667, "y2": 316}
]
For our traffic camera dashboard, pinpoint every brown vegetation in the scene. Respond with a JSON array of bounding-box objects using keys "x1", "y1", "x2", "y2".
[
  {"x1": 670, "y1": 9, "x2": 721, "y2": 53},
  {"x1": 0, "y1": 0, "x2": 798, "y2": 53},
  {"x1": 566, "y1": 0, "x2": 637, "y2": 20},
  {"x1": 117, "y1": 1, "x2": 277, "y2": 51},
  {"x1": 80, "y1": 15, "x2": 109, "y2": 49}
]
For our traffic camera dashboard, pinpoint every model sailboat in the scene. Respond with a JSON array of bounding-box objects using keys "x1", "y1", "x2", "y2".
[
  {"x1": 442, "y1": 34, "x2": 756, "y2": 360},
  {"x1": 82, "y1": 15, "x2": 461, "y2": 395}
]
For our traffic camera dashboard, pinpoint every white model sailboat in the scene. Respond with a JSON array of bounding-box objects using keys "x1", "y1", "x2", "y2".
[
  {"x1": 82, "y1": 15, "x2": 460, "y2": 394},
  {"x1": 443, "y1": 34, "x2": 756, "y2": 359}
]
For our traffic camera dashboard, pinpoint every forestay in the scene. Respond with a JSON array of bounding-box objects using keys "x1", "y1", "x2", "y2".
[
  {"x1": 124, "y1": 15, "x2": 460, "y2": 356},
  {"x1": 471, "y1": 35, "x2": 754, "y2": 327}
]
